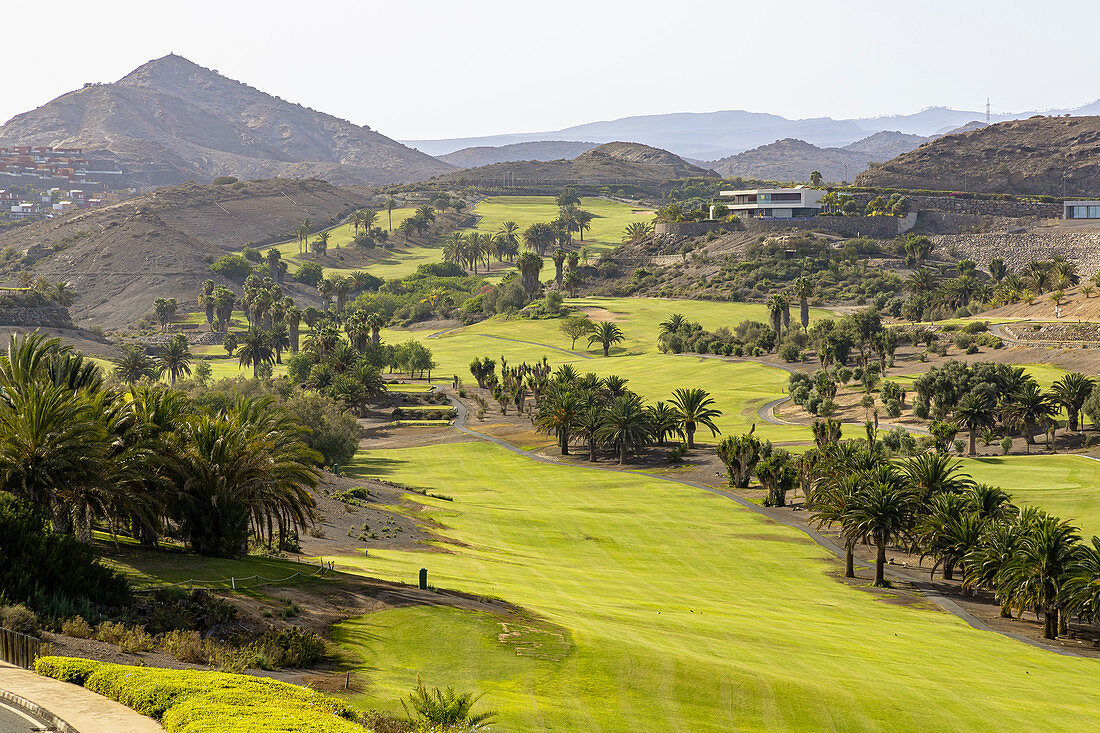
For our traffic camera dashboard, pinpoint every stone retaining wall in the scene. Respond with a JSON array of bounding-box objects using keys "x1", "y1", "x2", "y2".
[
  {"x1": 654, "y1": 214, "x2": 906, "y2": 239},
  {"x1": 0, "y1": 305, "x2": 72, "y2": 328},
  {"x1": 931, "y1": 231, "x2": 1100, "y2": 276}
]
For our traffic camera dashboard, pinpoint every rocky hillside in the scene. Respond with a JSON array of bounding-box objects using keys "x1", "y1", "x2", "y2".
[
  {"x1": 0, "y1": 179, "x2": 370, "y2": 328},
  {"x1": 431, "y1": 142, "x2": 716, "y2": 185},
  {"x1": 438, "y1": 141, "x2": 598, "y2": 168},
  {"x1": 706, "y1": 132, "x2": 930, "y2": 184},
  {"x1": 0, "y1": 54, "x2": 453, "y2": 186},
  {"x1": 856, "y1": 116, "x2": 1100, "y2": 195}
]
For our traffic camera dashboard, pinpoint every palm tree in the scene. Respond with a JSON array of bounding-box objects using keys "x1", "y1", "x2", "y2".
[
  {"x1": 647, "y1": 401, "x2": 682, "y2": 446},
  {"x1": 52, "y1": 280, "x2": 77, "y2": 307},
  {"x1": 113, "y1": 346, "x2": 158, "y2": 384},
  {"x1": 669, "y1": 387, "x2": 722, "y2": 449},
  {"x1": 551, "y1": 249, "x2": 567, "y2": 287},
  {"x1": 1002, "y1": 381, "x2": 1057, "y2": 452},
  {"x1": 556, "y1": 187, "x2": 581, "y2": 208},
  {"x1": 906, "y1": 268, "x2": 936, "y2": 299},
  {"x1": 844, "y1": 479, "x2": 914, "y2": 586},
  {"x1": 523, "y1": 222, "x2": 555, "y2": 257},
  {"x1": 659, "y1": 313, "x2": 686, "y2": 337},
  {"x1": 623, "y1": 221, "x2": 653, "y2": 243},
  {"x1": 385, "y1": 198, "x2": 398, "y2": 231},
  {"x1": 900, "y1": 451, "x2": 973, "y2": 504},
  {"x1": 767, "y1": 294, "x2": 786, "y2": 341},
  {"x1": 237, "y1": 328, "x2": 275, "y2": 378},
  {"x1": 312, "y1": 231, "x2": 331, "y2": 258},
  {"x1": 808, "y1": 471, "x2": 863, "y2": 578},
  {"x1": 575, "y1": 209, "x2": 594, "y2": 241},
  {"x1": 157, "y1": 335, "x2": 193, "y2": 385},
  {"x1": 792, "y1": 277, "x2": 813, "y2": 330},
  {"x1": 588, "y1": 321, "x2": 624, "y2": 357},
  {"x1": 535, "y1": 384, "x2": 583, "y2": 455},
  {"x1": 517, "y1": 252, "x2": 544, "y2": 296},
  {"x1": 954, "y1": 393, "x2": 996, "y2": 456},
  {"x1": 597, "y1": 394, "x2": 652, "y2": 464},
  {"x1": 1052, "y1": 372, "x2": 1094, "y2": 432},
  {"x1": 1062, "y1": 536, "x2": 1100, "y2": 625},
  {"x1": 269, "y1": 324, "x2": 290, "y2": 363},
  {"x1": 964, "y1": 518, "x2": 1026, "y2": 617},
  {"x1": 998, "y1": 514, "x2": 1082, "y2": 638},
  {"x1": 397, "y1": 217, "x2": 415, "y2": 243}
]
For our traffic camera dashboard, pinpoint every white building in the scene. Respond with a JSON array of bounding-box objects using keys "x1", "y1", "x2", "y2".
[
  {"x1": 1064, "y1": 201, "x2": 1100, "y2": 220},
  {"x1": 713, "y1": 186, "x2": 824, "y2": 219}
]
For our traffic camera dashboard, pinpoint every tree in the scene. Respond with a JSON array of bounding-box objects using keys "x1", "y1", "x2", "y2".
[
  {"x1": 623, "y1": 221, "x2": 654, "y2": 243},
  {"x1": 311, "y1": 231, "x2": 331, "y2": 258},
  {"x1": 556, "y1": 187, "x2": 580, "y2": 209},
  {"x1": 757, "y1": 449, "x2": 798, "y2": 506},
  {"x1": 385, "y1": 198, "x2": 398, "y2": 231},
  {"x1": 1052, "y1": 372, "x2": 1094, "y2": 432},
  {"x1": 237, "y1": 328, "x2": 275, "y2": 378},
  {"x1": 496, "y1": 221, "x2": 521, "y2": 261},
  {"x1": 809, "y1": 170, "x2": 823, "y2": 186},
  {"x1": 575, "y1": 209, "x2": 594, "y2": 241},
  {"x1": 113, "y1": 346, "x2": 158, "y2": 384},
  {"x1": 669, "y1": 387, "x2": 722, "y2": 449},
  {"x1": 223, "y1": 331, "x2": 238, "y2": 357},
  {"x1": 954, "y1": 393, "x2": 996, "y2": 456},
  {"x1": 157, "y1": 335, "x2": 193, "y2": 385},
  {"x1": 808, "y1": 469, "x2": 863, "y2": 578},
  {"x1": 597, "y1": 394, "x2": 652, "y2": 464},
  {"x1": 588, "y1": 321, "x2": 624, "y2": 357},
  {"x1": 767, "y1": 294, "x2": 786, "y2": 342},
  {"x1": 844, "y1": 479, "x2": 914, "y2": 586},
  {"x1": 517, "y1": 252, "x2": 544, "y2": 296},
  {"x1": 397, "y1": 217, "x2": 415, "y2": 243},
  {"x1": 792, "y1": 277, "x2": 813, "y2": 330},
  {"x1": 1002, "y1": 381, "x2": 1056, "y2": 452},
  {"x1": 715, "y1": 429, "x2": 763, "y2": 489},
  {"x1": 989, "y1": 257, "x2": 1007, "y2": 283},
  {"x1": 998, "y1": 514, "x2": 1082, "y2": 638},
  {"x1": 153, "y1": 298, "x2": 178, "y2": 332},
  {"x1": 560, "y1": 315, "x2": 592, "y2": 350},
  {"x1": 535, "y1": 384, "x2": 583, "y2": 455},
  {"x1": 551, "y1": 249, "x2": 567, "y2": 287},
  {"x1": 523, "y1": 222, "x2": 555, "y2": 257}
]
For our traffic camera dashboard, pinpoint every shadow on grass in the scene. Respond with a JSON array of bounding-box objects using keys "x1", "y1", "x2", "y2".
[{"x1": 344, "y1": 454, "x2": 407, "y2": 478}]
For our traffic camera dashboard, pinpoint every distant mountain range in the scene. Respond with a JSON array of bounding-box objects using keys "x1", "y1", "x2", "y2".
[
  {"x1": 438, "y1": 141, "x2": 599, "y2": 168},
  {"x1": 407, "y1": 104, "x2": 1100, "y2": 162},
  {"x1": 428, "y1": 142, "x2": 716, "y2": 186},
  {"x1": 0, "y1": 54, "x2": 453, "y2": 187}
]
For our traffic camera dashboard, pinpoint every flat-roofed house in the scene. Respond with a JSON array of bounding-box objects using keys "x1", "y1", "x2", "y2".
[{"x1": 714, "y1": 187, "x2": 824, "y2": 219}]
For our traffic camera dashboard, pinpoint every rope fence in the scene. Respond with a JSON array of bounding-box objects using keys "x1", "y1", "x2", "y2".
[{"x1": 133, "y1": 558, "x2": 337, "y2": 594}]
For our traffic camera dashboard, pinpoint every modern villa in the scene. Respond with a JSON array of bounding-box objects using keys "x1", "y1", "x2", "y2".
[
  {"x1": 713, "y1": 187, "x2": 824, "y2": 219},
  {"x1": 1064, "y1": 200, "x2": 1100, "y2": 220}
]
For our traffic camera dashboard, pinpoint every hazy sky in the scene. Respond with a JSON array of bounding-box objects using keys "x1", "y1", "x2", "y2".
[{"x1": 7, "y1": 0, "x2": 1099, "y2": 141}]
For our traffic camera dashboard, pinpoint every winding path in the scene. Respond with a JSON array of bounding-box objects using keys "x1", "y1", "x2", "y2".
[{"x1": 437, "y1": 387, "x2": 1083, "y2": 658}]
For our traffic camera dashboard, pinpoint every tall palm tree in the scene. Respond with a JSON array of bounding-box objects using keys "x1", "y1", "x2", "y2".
[
  {"x1": 523, "y1": 222, "x2": 555, "y2": 257},
  {"x1": 574, "y1": 209, "x2": 594, "y2": 241},
  {"x1": 588, "y1": 321, "x2": 624, "y2": 357},
  {"x1": 1062, "y1": 536, "x2": 1100, "y2": 625},
  {"x1": 900, "y1": 452, "x2": 972, "y2": 504},
  {"x1": 535, "y1": 384, "x2": 583, "y2": 455},
  {"x1": 385, "y1": 198, "x2": 398, "y2": 231},
  {"x1": 669, "y1": 387, "x2": 722, "y2": 449},
  {"x1": 808, "y1": 471, "x2": 863, "y2": 578},
  {"x1": 647, "y1": 401, "x2": 682, "y2": 446},
  {"x1": 157, "y1": 335, "x2": 193, "y2": 385},
  {"x1": 844, "y1": 479, "x2": 914, "y2": 586},
  {"x1": 792, "y1": 277, "x2": 812, "y2": 330},
  {"x1": 767, "y1": 294, "x2": 786, "y2": 342},
  {"x1": 954, "y1": 393, "x2": 996, "y2": 456},
  {"x1": 517, "y1": 252, "x2": 544, "y2": 296},
  {"x1": 237, "y1": 328, "x2": 275, "y2": 378},
  {"x1": 556, "y1": 187, "x2": 581, "y2": 208},
  {"x1": 597, "y1": 394, "x2": 652, "y2": 464},
  {"x1": 551, "y1": 249, "x2": 567, "y2": 287},
  {"x1": 397, "y1": 217, "x2": 415, "y2": 243},
  {"x1": 1052, "y1": 372, "x2": 1094, "y2": 431},
  {"x1": 964, "y1": 517, "x2": 1026, "y2": 617}
]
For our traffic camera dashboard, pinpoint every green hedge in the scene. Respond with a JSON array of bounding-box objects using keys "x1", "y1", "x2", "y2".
[{"x1": 35, "y1": 657, "x2": 364, "y2": 733}]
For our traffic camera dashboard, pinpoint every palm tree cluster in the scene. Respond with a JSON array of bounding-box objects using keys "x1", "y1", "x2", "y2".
[
  {"x1": 394, "y1": 205, "x2": 437, "y2": 243},
  {"x1": 285, "y1": 321, "x2": 391, "y2": 417},
  {"x1": 0, "y1": 332, "x2": 322, "y2": 557},
  {"x1": 800, "y1": 435, "x2": 1100, "y2": 638},
  {"x1": 469, "y1": 356, "x2": 722, "y2": 463},
  {"x1": 913, "y1": 361, "x2": 1094, "y2": 453},
  {"x1": 3, "y1": 275, "x2": 78, "y2": 309}
]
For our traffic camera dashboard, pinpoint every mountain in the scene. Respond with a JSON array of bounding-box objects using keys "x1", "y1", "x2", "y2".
[
  {"x1": 430, "y1": 141, "x2": 716, "y2": 186},
  {"x1": 0, "y1": 178, "x2": 370, "y2": 328},
  {"x1": 0, "y1": 54, "x2": 452, "y2": 187},
  {"x1": 855, "y1": 115, "x2": 1100, "y2": 196},
  {"x1": 438, "y1": 141, "x2": 599, "y2": 168},
  {"x1": 705, "y1": 131, "x2": 930, "y2": 184},
  {"x1": 841, "y1": 130, "x2": 929, "y2": 158},
  {"x1": 408, "y1": 102, "x2": 1100, "y2": 163}
]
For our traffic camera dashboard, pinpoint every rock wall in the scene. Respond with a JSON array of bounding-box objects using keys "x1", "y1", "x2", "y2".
[
  {"x1": 0, "y1": 305, "x2": 73, "y2": 328},
  {"x1": 931, "y1": 231, "x2": 1100, "y2": 277},
  {"x1": 654, "y1": 215, "x2": 906, "y2": 239}
]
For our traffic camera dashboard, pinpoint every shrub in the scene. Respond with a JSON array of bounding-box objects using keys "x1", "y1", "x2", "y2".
[
  {"x1": 35, "y1": 658, "x2": 362, "y2": 733},
  {"x1": 962, "y1": 321, "x2": 989, "y2": 334},
  {"x1": 777, "y1": 343, "x2": 800, "y2": 362},
  {"x1": 210, "y1": 254, "x2": 253, "y2": 280},
  {"x1": 241, "y1": 246, "x2": 262, "y2": 263},
  {"x1": 292, "y1": 261, "x2": 324, "y2": 287},
  {"x1": 913, "y1": 400, "x2": 930, "y2": 419},
  {"x1": 95, "y1": 621, "x2": 155, "y2": 653},
  {"x1": 283, "y1": 391, "x2": 359, "y2": 467},
  {"x1": 250, "y1": 628, "x2": 325, "y2": 669},
  {"x1": 213, "y1": 176, "x2": 239, "y2": 185},
  {"x1": 61, "y1": 617, "x2": 94, "y2": 639},
  {"x1": 0, "y1": 602, "x2": 40, "y2": 636},
  {"x1": 953, "y1": 439, "x2": 967, "y2": 455},
  {"x1": 884, "y1": 399, "x2": 902, "y2": 418},
  {"x1": 1000, "y1": 436, "x2": 1013, "y2": 455}
]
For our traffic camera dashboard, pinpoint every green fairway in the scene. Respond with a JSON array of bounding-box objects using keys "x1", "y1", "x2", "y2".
[
  {"x1": 384, "y1": 297, "x2": 835, "y2": 442},
  {"x1": 470, "y1": 195, "x2": 653, "y2": 254},
  {"x1": 961, "y1": 454, "x2": 1100, "y2": 538},
  {"x1": 333, "y1": 440, "x2": 1100, "y2": 731}
]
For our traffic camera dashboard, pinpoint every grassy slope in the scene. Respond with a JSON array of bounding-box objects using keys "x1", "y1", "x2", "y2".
[
  {"x1": 384, "y1": 297, "x2": 837, "y2": 443},
  {"x1": 961, "y1": 455, "x2": 1100, "y2": 538},
  {"x1": 334, "y1": 441, "x2": 1100, "y2": 731}
]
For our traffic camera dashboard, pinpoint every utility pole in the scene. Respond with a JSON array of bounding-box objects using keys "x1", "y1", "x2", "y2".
[{"x1": 986, "y1": 98, "x2": 991, "y2": 125}]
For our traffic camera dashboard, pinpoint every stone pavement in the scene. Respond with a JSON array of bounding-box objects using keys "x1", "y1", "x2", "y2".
[{"x1": 0, "y1": 663, "x2": 162, "y2": 733}]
